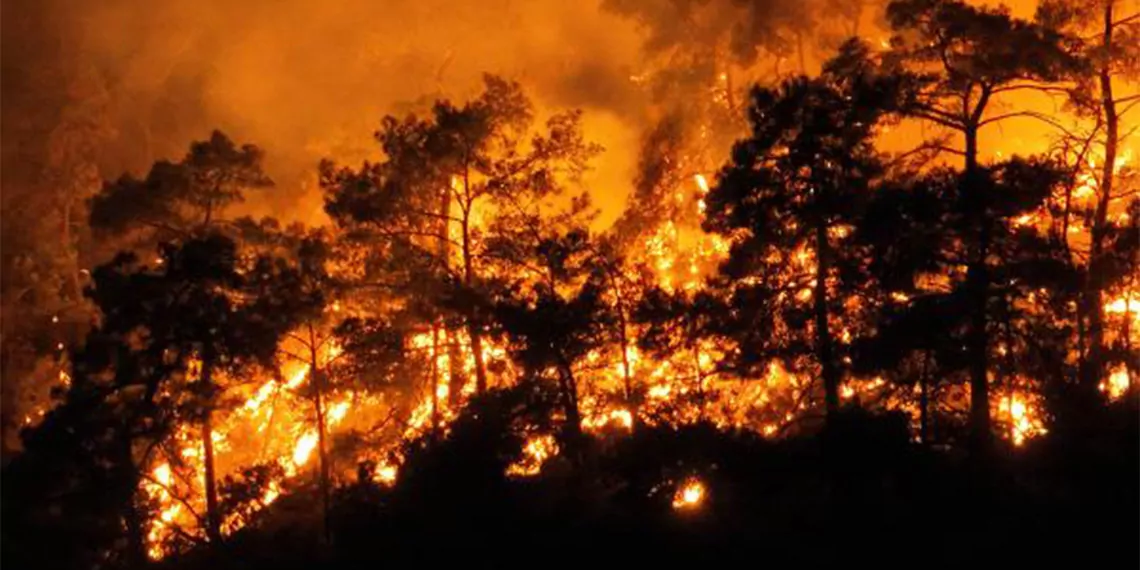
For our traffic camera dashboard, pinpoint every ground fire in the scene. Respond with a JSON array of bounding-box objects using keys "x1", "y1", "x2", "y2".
[{"x1": 2, "y1": 0, "x2": 1137, "y2": 568}]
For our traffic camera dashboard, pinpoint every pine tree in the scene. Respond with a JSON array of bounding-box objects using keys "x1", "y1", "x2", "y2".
[
  {"x1": 885, "y1": 0, "x2": 1081, "y2": 449},
  {"x1": 323, "y1": 75, "x2": 599, "y2": 397},
  {"x1": 703, "y1": 40, "x2": 900, "y2": 424}
]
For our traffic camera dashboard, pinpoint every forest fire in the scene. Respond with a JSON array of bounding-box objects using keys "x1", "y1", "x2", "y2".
[{"x1": 3, "y1": 0, "x2": 1139, "y2": 567}]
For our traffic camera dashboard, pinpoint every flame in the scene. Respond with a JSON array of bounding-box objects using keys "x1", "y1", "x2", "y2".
[
  {"x1": 672, "y1": 478, "x2": 705, "y2": 510},
  {"x1": 507, "y1": 434, "x2": 558, "y2": 477},
  {"x1": 997, "y1": 392, "x2": 1047, "y2": 447},
  {"x1": 1100, "y1": 366, "x2": 1131, "y2": 401},
  {"x1": 291, "y1": 432, "x2": 319, "y2": 469},
  {"x1": 694, "y1": 173, "x2": 709, "y2": 193},
  {"x1": 375, "y1": 463, "x2": 399, "y2": 485},
  {"x1": 1105, "y1": 295, "x2": 1139, "y2": 325},
  {"x1": 582, "y1": 407, "x2": 634, "y2": 431},
  {"x1": 261, "y1": 482, "x2": 281, "y2": 506},
  {"x1": 327, "y1": 400, "x2": 350, "y2": 424}
]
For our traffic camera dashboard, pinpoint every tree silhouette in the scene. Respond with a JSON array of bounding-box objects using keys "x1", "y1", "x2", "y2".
[
  {"x1": 235, "y1": 219, "x2": 342, "y2": 542},
  {"x1": 703, "y1": 40, "x2": 901, "y2": 423},
  {"x1": 1, "y1": 67, "x2": 112, "y2": 456},
  {"x1": 90, "y1": 130, "x2": 273, "y2": 249},
  {"x1": 323, "y1": 75, "x2": 599, "y2": 397},
  {"x1": 885, "y1": 0, "x2": 1081, "y2": 448},
  {"x1": 492, "y1": 224, "x2": 614, "y2": 458},
  {"x1": 634, "y1": 285, "x2": 725, "y2": 423},
  {"x1": 4, "y1": 232, "x2": 304, "y2": 564},
  {"x1": 854, "y1": 159, "x2": 1077, "y2": 446},
  {"x1": 1038, "y1": 0, "x2": 1140, "y2": 398}
]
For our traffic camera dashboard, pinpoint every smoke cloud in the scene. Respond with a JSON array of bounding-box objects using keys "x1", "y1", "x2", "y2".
[{"x1": 3, "y1": 0, "x2": 650, "y2": 226}]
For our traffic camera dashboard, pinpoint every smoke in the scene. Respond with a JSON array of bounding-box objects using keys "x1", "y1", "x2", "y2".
[
  {"x1": 1, "y1": 0, "x2": 1075, "y2": 232},
  {"x1": 2, "y1": 0, "x2": 648, "y2": 226}
]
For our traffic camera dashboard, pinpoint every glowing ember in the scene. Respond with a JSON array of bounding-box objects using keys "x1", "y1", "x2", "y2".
[
  {"x1": 672, "y1": 478, "x2": 706, "y2": 510},
  {"x1": 998, "y1": 393, "x2": 1047, "y2": 447},
  {"x1": 375, "y1": 463, "x2": 399, "y2": 485},
  {"x1": 1105, "y1": 296, "x2": 1139, "y2": 325},
  {"x1": 582, "y1": 407, "x2": 634, "y2": 431},
  {"x1": 507, "y1": 434, "x2": 558, "y2": 477},
  {"x1": 1100, "y1": 366, "x2": 1131, "y2": 401}
]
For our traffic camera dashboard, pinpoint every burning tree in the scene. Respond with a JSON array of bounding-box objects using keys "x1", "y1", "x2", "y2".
[
  {"x1": 702, "y1": 40, "x2": 902, "y2": 425},
  {"x1": 73, "y1": 131, "x2": 335, "y2": 553},
  {"x1": 3, "y1": 231, "x2": 306, "y2": 566},
  {"x1": 884, "y1": 0, "x2": 1082, "y2": 449},
  {"x1": 322, "y1": 74, "x2": 600, "y2": 400},
  {"x1": 492, "y1": 227, "x2": 615, "y2": 459},
  {"x1": 857, "y1": 158, "x2": 1076, "y2": 447},
  {"x1": 1037, "y1": 0, "x2": 1140, "y2": 402},
  {"x1": 4, "y1": 2, "x2": 1139, "y2": 566}
]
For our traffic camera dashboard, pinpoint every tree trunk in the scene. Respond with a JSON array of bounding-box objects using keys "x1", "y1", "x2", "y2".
[
  {"x1": 814, "y1": 219, "x2": 840, "y2": 421},
  {"x1": 617, "y1": 302, "x2": 637, "y2": 424},
  {"x1": 692, "y1": 344, "x2": 707, "y2": 421},
  {"x1": 440, "y1": 177, "x2": 466, "y2": 404},
  {"x1": 556, "y1": 360, "x2": 584, "y2": 459},
  {"x1": 1081, "y1": 0, "x2": 1119, "y2": 396},
  {"x1": 123, "y1": 494, "x2": 149, "y2": 569},
  {"x1": 604, "y1": 268, "x2": 638, "y2": 428},
  {"x1": 120, "y1": 438, "x2": 149, "y2": 569},
  {"x1": 201, "y1": 399, "x2": 221, "y2": 543},
  {"x1": 919, "y1": 353, "x2": 930, "y2": 446},
  {"x1": 309, "y1": 331, "x2": 332, "y2": 545},
  {"x1": 963, "y1": 125, "x2": 992, "y2": 453},
  {"x1": 430, "y1": 323, "x2": 442, "y2": 438},
  {"x1": 460, "y1": 210, "x2": 489, "y2": 393},
  {"x1": 919, "y1": 374, "x2": 930, "y2": 447}
]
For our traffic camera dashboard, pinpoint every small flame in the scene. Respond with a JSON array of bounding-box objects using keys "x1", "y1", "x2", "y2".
[
  {"x1": 1105, "y1": 296, "x2": 1139, "y2": 325},
  {"x1": 292, "y1": 431, "x2": 319, "y2": 468},
  {"x1": 672, "y1": 478, "x2": 705, "y2": 510},
  {"x1": 507, "y1": 434, "x2": 558, "y2": 477},
  {"x1": 999, "y1": 393, "x2": 1047, "y2": 447},
  {"x1": 375, "y1": 463, "x2": 399, "y2": 485},
  {"x1": 582, "y1": 407, "x2": 634, "y2": 431},
  {"x1": 261, "y1": 482, "x2": 281, "y2": 506},
  {"x1": 1100, "y1": 366, "x2": 1131, "y2": 401},
  {"x1": 694, "y1": 174, "x2": 710, "y2": 193},
  {"x1": 327, "y1": 400, "x2": 350, "y2": 424}
]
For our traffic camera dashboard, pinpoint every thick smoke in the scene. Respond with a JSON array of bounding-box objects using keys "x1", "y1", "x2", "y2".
[
  {"x1": 0, "y1": 0, "x2": 1061, "y2": 227},
  {"x1": 2, "y1": 0, "x2": 652, "y2": 226}
]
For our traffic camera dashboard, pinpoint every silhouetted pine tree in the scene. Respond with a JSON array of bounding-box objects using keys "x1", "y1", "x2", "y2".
[{"x1": 703, "y1": 40, "x2": 902, "y2": 424}]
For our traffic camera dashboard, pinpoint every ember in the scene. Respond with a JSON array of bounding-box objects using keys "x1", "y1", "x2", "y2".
[{"x1": 672, "y1": 478, "x2": 706, "y2": 510}]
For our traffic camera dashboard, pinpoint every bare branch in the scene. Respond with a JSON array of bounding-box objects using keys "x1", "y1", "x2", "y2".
[{"x1": 979, "y1": 111, "x2": 1081, "y2": 139}]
